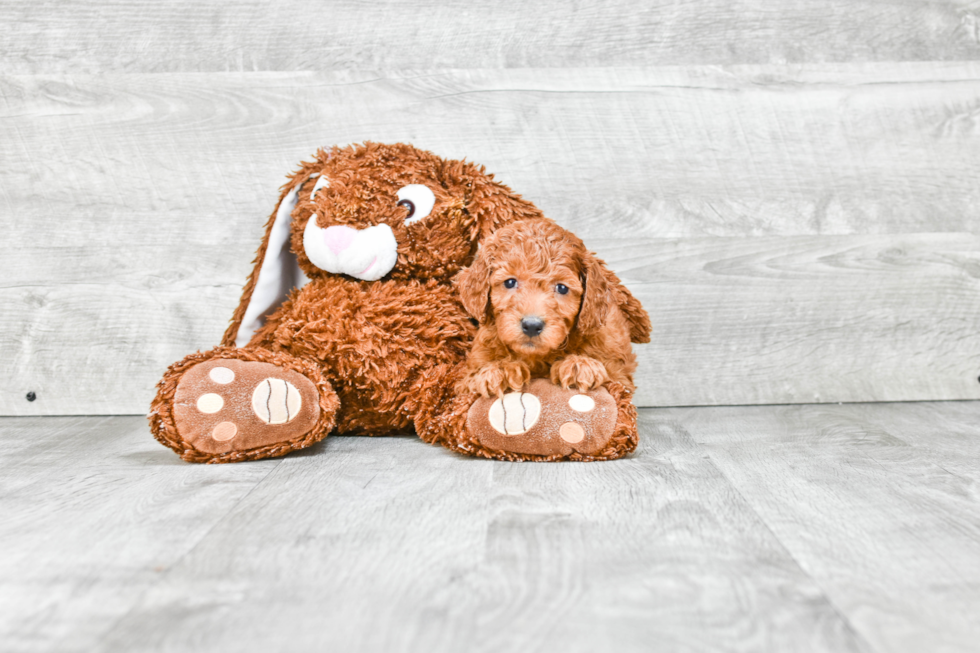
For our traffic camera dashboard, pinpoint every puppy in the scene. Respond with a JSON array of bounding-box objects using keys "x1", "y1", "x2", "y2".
[{"x1": 455, "y1": 220, "x2": 645, "y2": 398}]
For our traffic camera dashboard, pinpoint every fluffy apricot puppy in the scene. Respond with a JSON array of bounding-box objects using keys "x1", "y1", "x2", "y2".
[
  {"x1": 459, "y1": 219, "x2": 642, "y2": 398},
  {"x1": 440, "y1": 220, "x2": 651, "y2": 462}
]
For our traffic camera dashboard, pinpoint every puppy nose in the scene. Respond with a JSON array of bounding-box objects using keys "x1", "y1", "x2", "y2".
[
  {"x1": 323, "y1": 225, "x2": 357, "y2": 254},
  {"x1": 521, "y1": 316, "x2": 545, "y2": 337}
]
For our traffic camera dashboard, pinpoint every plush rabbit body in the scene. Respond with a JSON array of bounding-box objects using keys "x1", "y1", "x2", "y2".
[
  {"x1": 253, "y1": 276, "x2": 472, "y2": 436},
  {"x1": 150, "y1": 143, "x2": 649, "y2": 463}
]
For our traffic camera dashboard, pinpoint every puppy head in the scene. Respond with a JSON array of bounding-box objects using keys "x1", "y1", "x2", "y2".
[
  {"x1": 291, "y1": 142, "x2": 543, "y2": 282},
  {"x1": 456, "y1": 220, "x2": 612, "y2": 357}
]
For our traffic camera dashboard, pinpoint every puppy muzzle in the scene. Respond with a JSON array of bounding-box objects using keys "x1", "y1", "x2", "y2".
[{"x1": 303, "y1": 217, "x2": 398, "y2": 281}]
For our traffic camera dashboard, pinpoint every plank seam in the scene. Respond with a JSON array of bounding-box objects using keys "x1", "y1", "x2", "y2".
[
  {"x1": 88, "y1": 455, "x2": 287, "y2": 650},
  {"x1": 652, "y1": 409, "x2": 879, "y2": 652}
]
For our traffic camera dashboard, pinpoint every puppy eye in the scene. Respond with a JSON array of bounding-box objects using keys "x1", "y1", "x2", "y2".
[
  {"x1": 503, "y1": 278, "x2": 518, "y2": 289},
  {"x1": 396, "y1": 185, "x2": 436, "y2": 225},
  {"x1": 556, "y1": 283, "x2": 569, "y2": 295}
]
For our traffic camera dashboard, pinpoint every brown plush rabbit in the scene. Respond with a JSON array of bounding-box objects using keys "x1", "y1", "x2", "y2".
[{"x1": 149, "y1": 142, "x2": 649, "y2": 463}]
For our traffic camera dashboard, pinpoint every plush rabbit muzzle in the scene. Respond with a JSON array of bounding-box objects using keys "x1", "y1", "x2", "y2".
[{"x1": 303, "y1": 218, "x2": 398, "y2": 281}]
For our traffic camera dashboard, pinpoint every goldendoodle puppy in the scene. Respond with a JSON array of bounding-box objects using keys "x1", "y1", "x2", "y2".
[{"x1": 456, "y1": 220, "x2": 647, "y2": 398}]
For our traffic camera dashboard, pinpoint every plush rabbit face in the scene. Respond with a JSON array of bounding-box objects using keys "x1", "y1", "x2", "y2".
[
  {"x1": 228, "y1": 142, "x2": 547, "y2": 347},
  {"x1": 291, "y1": 143, "x2": 485, "y2": 283}
]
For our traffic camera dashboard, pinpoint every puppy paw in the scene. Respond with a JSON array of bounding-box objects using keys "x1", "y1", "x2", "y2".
[
  {"x1": 468, "y1": 361, "x2": 531, "y2": 398},
  {"x1": 550, "y1": 355, "x2": 609, "y2": 391}
]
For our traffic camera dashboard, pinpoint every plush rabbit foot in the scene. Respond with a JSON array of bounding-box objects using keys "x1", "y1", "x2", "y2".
[
  {"x1": 150, "y1": 347, "x2": 339, "y2": 463},
  {"x1": 467, "y1": 378, "x2": 622, "y2": 458}
]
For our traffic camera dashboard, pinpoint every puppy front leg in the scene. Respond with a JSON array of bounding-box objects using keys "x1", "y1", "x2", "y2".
[
  {"x1": 468, "y1": 361, "x2": 531, "y2": 398},
  {"x1": 550, "y1": 355, "x2": 609, "y2": 391}
]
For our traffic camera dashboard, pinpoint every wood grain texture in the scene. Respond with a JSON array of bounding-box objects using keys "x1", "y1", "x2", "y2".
[
  {"x1": 0, "y1": 415, "x2": 279, "y2": 652},
  {"x1": 2, "y1": 64, "x2": 980, "y2": 414},
  {"x1": 7, "y1": 415, "x2": 865, "y2": 653},
  {"x1": 431, "y1": 413, "x2": 868, "y2": 653},
  {"x1": 4, "y1": 65, "x2": 980, "y2": 242},
  {"x1": 673, "y1": 401, "x2": 980, "y2": 652},
  {"x1": 3, "y1": 232, "x2": 978, "y2": 414},
  {"x1": 2, "y1": 0, "x2": 980, "y2": 74},
  {"x1": 620, "y1": 232, "x2": 980, "y2": 407},
  {"x1": 9, "y1": 404, "x2": 980, "y2": 652}
]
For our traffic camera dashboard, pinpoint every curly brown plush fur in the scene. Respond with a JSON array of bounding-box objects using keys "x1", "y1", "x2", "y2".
[
  {"x1": 149, "y1": 142, "x2": 649, "y2": 463},
  {"x1": 221, "y1": 143, "x2": 543, "y2": 347}
]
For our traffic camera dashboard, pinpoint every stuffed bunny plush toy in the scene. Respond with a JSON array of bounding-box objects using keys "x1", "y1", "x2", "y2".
[{"x1": 149, "y1": 142, "x2": 650, "y2": 463}]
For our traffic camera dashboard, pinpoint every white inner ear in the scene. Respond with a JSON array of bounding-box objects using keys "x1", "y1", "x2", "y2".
[
  {"x1": 310, "y1": 174, "x2": 329, "y2": 199},
  {"x1": 235, "y1": 183, "x2": 310, "y2": 347}
]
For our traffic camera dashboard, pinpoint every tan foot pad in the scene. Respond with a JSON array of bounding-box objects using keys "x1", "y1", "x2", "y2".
[
  {"x1": 467, "y1": 378, "x2": 617, "y2": 457},
  {"x1": 173, "y1": 359, "x2": 320, "y2": 455}
]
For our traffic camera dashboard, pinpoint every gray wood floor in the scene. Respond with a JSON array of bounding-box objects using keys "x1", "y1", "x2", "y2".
[{"x1": 3, "y1": 404, "x2": 979, "y2": 653}]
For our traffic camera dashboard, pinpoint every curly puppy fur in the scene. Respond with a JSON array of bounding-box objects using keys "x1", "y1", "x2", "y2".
[{"x1": 456, "y1": 220, "x2": 650, "y2": 398}]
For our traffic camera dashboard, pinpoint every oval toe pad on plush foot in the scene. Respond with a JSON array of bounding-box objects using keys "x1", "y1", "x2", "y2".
[
  {"x1": 173, "y1": 359, "x2": 320, "y2": 455},
  {"x1": 467, "y1": 378, "x2": 617, "y2": 457}
]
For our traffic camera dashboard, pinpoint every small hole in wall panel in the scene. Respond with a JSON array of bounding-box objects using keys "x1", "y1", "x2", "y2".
[{"x1": 26, "y1": 391, "x2": 36, "y2": 402}]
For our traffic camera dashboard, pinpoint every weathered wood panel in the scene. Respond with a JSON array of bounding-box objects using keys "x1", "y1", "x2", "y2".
[
  {"x1": 4, "y1": 232, "x2": 979, "y2": 414},
  {"x1": 618, "y1": 233, "x2": 980, "y2": 406},
  {"x1": 2, "y1": 65, "x2": 980, "y2": 414},
  {"x1": 4, "y1": 65, "x2": 980, "y2": 243},
  {"x1": 678, "y1": 401, "x2": 980, "y2": 652},
  {"x1": 4, "y1": 405, "x2": 979, "y2": 651},
  {"x1": 88, "y1": 418, "x2": 865, "y2": 653},
  {"x1": 0, "y1": 416, "x2": 279, "y2": 652},
  {"x1": 2, "y1": 0, "x2": 979, "y2": 74}
]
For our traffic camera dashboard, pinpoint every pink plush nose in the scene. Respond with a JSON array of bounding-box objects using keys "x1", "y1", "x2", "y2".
[{"x1": 323, "y1": 225, "x2": 356, "y2": 254}]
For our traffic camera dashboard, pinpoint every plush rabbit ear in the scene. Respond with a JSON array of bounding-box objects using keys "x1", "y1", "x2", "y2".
[{"x1": 221, "y1": 177, "x2": 315, "y2": 348}]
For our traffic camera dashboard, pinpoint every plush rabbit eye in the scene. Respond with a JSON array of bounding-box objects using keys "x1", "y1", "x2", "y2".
[
  {"x1": 556, "y1": 283, "x2": 569, "y2": 295},
  {"x1": 504, "y1": 278, "x2": 518, "y2": 289},
  {"x1": 396, "y1": 185, "x2": 436, "y2": 225}
]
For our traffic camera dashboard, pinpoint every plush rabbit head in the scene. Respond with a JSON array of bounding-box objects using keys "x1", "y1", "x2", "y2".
[{"x1": 226, "y1": 142, "x2": 544, "y2": 346}]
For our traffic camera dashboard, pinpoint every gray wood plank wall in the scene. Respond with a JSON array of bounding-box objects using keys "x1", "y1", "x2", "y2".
[
  {"x1": 3, "y1": 1, "x2": 980, "y2": 72},
  {"x1": 2, "y1": 3, "x2": 979, "y2": 415}
]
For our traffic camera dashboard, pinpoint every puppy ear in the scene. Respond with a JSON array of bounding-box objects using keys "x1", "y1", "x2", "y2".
[
  {"x1": 454, "y1": 244, "x2": 493, "y2": 324},
  {"x1": 577, "y1": 254, "x2": 613, "y2": 334},
  {"x1": 595, "y1": 260, "x2": 653, "y2": 344}
]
